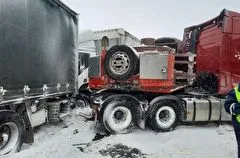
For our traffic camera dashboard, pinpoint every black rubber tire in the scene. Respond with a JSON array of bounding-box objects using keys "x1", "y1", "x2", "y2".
[
  {"x1": 48, "y1": 102, "x2": 60, "y2": 124},
  {"x1": 104, "y1": 45, "x2": 139, "y2": 80},
  {"x1": 148, "y1": 100, "x2": 179, "y2": 132},
  {"x1": 155, "y1": 37, "x2": 178, "y2": 45},
  {"x1": 60, "y1": 102, "x2": 69, "y2": 114},
  {"x1": 141, "y1": 38, "x2": 155, "y2": 46},
  {"x1": 102, "y1": 100, "x2": 133, "y2": 134},
  {"x1": 0, "y1": 110, "x2": 25, "y2": 155},
  {"x1": 155, "y1": 37, "x2": 183, "y2": 53}
]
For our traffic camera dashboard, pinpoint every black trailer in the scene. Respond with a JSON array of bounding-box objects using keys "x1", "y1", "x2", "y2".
[{"x1": 0, "y1": 0, "x2": 78, "y2": 155}]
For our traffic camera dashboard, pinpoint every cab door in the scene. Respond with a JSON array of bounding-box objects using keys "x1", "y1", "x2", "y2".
[{"x1": 78, "y1": 52, "x2": 90, "y2": 89}]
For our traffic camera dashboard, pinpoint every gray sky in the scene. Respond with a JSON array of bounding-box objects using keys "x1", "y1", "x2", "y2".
[{"x1": 62, "y1": 0, "x2": 240, "y2": 39}]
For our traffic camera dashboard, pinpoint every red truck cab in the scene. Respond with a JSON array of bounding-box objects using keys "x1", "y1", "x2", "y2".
[{"x1": 183, "y1": 9, "x2": 240, "y2": 94}]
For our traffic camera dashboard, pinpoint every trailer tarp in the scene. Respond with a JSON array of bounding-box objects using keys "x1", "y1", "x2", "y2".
[{"x1": 0, "y1": 0, "x2": 78, "y2": 102}]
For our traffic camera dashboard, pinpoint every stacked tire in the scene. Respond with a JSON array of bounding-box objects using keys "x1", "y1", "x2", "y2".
[
  {"x1": 48, "y1": 102, "x2": 61, "y2": 124},
  {"x1": 104, "y1": 45, "x2": 139, "y2": 80},
  {"x1": 155, "y1": 37, "x2": 183, "y2": 53},
  {"x1": 141, "y1": 38, "x2": 155, "y2": 46},
  {"x1": 60, "y1": 102, "x2": 70, "y2": 114}
]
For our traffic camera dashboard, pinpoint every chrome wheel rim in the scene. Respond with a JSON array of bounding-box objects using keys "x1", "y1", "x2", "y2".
[
  {"x1": 103, "y1": 102, "x2": 132, "y2": 133},
  {"x1": 155, "y1": 106, "x2": 176, "y2": 129},
  {"x1": 109, "y1": 51, "x2": 130, "y2": 75}
]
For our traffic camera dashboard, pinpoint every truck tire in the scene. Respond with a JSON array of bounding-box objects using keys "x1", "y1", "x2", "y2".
[
  {"x1": 141, "y1": 38, "x2": 155, "y2": 46},
  {"x1": 102, "y1": 100, "x2": 133, "y2": 134},
  {"x1": 104, "y1": 45, "x2": 139, "y2": 80},
  {"x1": 0, "y1": 110, "x2": 25, "y2": 155},
  {"x1": 155, "y1": 37, "x2": 183, "y2": 53},
  {"x1": 48, "y1": 102, "x2": 60, "y2": 124},
  {"x1": 148, "y1": 100, "x2": 179, "y2": 132}
]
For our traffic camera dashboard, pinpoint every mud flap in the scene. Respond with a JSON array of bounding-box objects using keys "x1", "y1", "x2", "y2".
[
  {"x1": 22, "y1": 102, "x2": 34, "y2": 143},
  {"x1": 23, "y1": 126, "x2": 34, "y2": 144},
  {"x1": 134, "y1": 103, "x2": 146, "y2": 129},
  {"x1": 136, "y1": 116, "x2": 145, "y2": 129}
]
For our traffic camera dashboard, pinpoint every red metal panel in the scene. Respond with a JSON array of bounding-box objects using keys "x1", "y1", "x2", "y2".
[
  {"x1": 218, "y1": 14, "x2": 240, "y2": 94},
  {"x1": 139, "y1": 53, "x2": 175, "y2": 93},
  {"x1": 230, "y1": 33, "x2": 240, "y2": 85},
  {"x1": 223, "y1": 16, "x2": 233, "y2": 33},
  {"x1": 225, "y1": 10, "x2": 240, "y2": 19},
  {"x1": 233, "y1": 17, "x2": 240, "y2": 34},
  {"x1": 218, "y1": 32, "x2": 232, "y2": 94},
  {"x1": 196, "y1": 10, "x2": 240, "y2": 95},
  {"x1": 196, "y1": 25, "x2": 221, "y2": 74}
]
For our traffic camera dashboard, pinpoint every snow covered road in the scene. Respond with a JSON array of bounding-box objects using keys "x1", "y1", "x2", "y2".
[{"x1": 8, "y1": 109, "x2": 237, "y2": 158}]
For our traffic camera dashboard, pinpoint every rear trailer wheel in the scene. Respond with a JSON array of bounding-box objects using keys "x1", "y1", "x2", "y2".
[
  {"x1": 149, "y1": 101, "x2": 179, "y2": 132},
  {"x1": 103, "y1": 101, "x2": 133, "y2": 134},
  {"x1": 104, "y1": 45, "x2": 139, "y2": 80},
  {"x1": 0, "y1": 111, "x2": 24, "y2": 155}
]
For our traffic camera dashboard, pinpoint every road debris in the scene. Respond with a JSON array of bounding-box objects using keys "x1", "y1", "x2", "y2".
[{"x1": 99, "y1": 144, "x2": 148, "y2": 158}]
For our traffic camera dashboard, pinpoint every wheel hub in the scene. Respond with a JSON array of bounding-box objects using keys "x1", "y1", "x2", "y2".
[
  {"x1": 159, "y1": 110, "x2": 170, "y2": 122},
  {"x1": 110, "y1": 51, "x2": 130, "y2": 75},
  {"x1": 155, "y1": 106, "x2": 176, "y2": 129},
  {"x1": 103, "y1": 103, "x2": 133, "y2": 134},
  {"x1": 114, "y1": 110, "x2": 124, "y2": 120},
  {"x1": 0, "y1": 126, "x2": 11, "y2": 150}
]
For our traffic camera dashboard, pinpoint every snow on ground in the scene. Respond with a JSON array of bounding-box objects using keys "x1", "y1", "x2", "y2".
[{"x1": 8, "y1": 108, "x2": 237, "y2": 158}]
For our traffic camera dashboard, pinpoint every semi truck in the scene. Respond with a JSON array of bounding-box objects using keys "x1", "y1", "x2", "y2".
[
  {"x1": 87, "y1": 9, "x2": 240, "y2": 134},
  {"x1": 0, "y1": 0, "x2": 79, "y2": 155}
]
